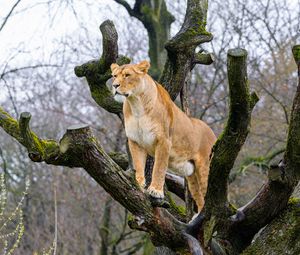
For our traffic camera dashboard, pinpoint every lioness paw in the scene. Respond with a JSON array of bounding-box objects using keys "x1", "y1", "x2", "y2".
[{"x1": 147, "y1": 186, "x2": 164, "y2": 199}]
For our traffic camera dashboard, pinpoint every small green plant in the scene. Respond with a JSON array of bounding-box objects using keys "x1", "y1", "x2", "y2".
[{"x1": 0, "y1": 173, "x2": 29, "y2": 254}]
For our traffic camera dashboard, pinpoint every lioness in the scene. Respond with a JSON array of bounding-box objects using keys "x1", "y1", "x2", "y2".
[{"x1": 111, "y1": 60, "x2": 216, "y2": 211}]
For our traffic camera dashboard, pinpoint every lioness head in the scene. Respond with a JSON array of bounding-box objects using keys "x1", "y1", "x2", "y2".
[{"x1": 110, "y1": 61, "x2": 150, "y2": 102}]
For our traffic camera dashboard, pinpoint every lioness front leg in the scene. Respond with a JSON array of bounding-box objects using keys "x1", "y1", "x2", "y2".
[
  {"x1": 128, "y1": 139, "x2": 147, "y2": 189},
  {"x1": 147, "y1": 138, "x2": 171, "y2": 198}
]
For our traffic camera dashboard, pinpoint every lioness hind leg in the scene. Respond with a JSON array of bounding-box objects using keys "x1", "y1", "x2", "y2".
[
  {"x1": 194, "y1": 157, "x2": 210, "y2": 199},
  {"x1": 186, "y1": 173, "x2": 204, "y2": 212}
]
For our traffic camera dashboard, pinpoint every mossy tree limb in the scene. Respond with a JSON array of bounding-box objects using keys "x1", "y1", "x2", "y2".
[
  {"x1": 241, "y1": 199, "x2": 300, "y2": 255},
  {"x1": 193, "y1": 52, "x2": 215, "y2": 66},
  {"x1": 285, "y1": 45, "x2": 300, "y2": 181},
  {"x1": 0, "y1": 108, "x2": 196, "y2": 253},
  {"x1": 205, "y1": 48, "x2": 259, "y2": 215},
  {"x1": 74, "y1": 20, "x2": 130, "y2": 115},
  {"x1": 160, "y1": 0, "x2": 213, "y2": 100},
  {"x1": 198, "y1": 46, "x2": 300, "y2": 253},
  {"x1": 228, "y1": 46, "x2": 300, "y2": 248}
]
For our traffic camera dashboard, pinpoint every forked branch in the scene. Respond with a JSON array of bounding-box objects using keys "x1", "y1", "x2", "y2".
[{"x1": 74, "y1": 20, "x2": 130, "y2": 114}]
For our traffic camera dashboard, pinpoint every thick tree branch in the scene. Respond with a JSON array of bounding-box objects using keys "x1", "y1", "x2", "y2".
[
  {"x1": 74, "y1": 20, "x2": 130, "y2": 114},
  {"x1": 108, "y1": 152, "x2": 186, "y2": 201},
  {"x1": 205, "y1": 48, "x2": 259, "y2": 214},
  {"x1": 160, "y1": 0, "x2": 213, "y2": 100},
  {"x1": 285, "y1": 45, "x2": 300, "y2": 182},
  {"x1": 0, "y1": 107, "x2": 195, "y2": 252},
  {"x1": 0, "y1": 108, "x2": 61, "y2": 164},
  {"x1": 165, "y1": 0, "x2": 212, "y2": 51},
  {"x1": 210, "y1": 45, "x2": 300, "y2": 253}
]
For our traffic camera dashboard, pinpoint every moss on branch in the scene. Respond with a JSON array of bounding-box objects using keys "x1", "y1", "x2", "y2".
[
  {"x1": 74, "y1": 20, "x2": 130, "y2": 114},
  {"x1": 0, "y1": 108, "x2": 60, "y2": 164},
  {"x1": 160, "y1": 0, "x2": 213, "y2": 100},
  {"x1": 205, "y1": 48, "x2": 258, "y2": 214},
  {"x1": 242, "y1": 200, "x2": 300, "y2": 255},
  {"x1": 285, "y1": 44, "x2": 300, "y2": 181},
  {"x1": 0, "y1": 107, "x2": 196, "y2": 253},
  {"x1": 193, "y1": 52, "x2": 214, "y2": 65}
]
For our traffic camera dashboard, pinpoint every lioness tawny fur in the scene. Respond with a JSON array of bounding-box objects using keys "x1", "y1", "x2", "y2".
[{"x1": 111, "y1": 60, "x2": 216, "y2": 211}]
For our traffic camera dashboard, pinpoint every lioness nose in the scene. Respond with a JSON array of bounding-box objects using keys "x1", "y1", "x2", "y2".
[{"x1": 113, "y1": 84, "x2": 120, "y2": 89}]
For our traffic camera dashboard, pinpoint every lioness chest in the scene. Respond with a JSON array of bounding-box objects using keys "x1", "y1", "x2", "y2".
[{"x1": 125, "y1": 115, "x2": 156, "y2": 154}]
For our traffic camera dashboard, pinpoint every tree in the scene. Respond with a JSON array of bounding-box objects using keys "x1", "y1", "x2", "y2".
[{"x1": 1, "y1": 0, "x2": 300, "y2": 254}]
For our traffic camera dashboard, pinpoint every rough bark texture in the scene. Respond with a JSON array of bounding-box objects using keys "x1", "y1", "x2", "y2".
[
  {"x1": 242, "y1": 199, "x2": 300, "y2": 255},
  {"x1": 205, "y1": 49, "x2": 259, "y2": 214}
]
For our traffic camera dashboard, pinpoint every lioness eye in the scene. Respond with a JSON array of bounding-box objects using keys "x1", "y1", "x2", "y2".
[
  {"x1": 125, "y1": 73, "x2": 130, "y2": 77},
  {"x1": 113, "y1": 75, "x2": 117, "y2": 78}
]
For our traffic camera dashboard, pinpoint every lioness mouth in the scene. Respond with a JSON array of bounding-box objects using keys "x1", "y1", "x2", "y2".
[{"x1": 115, "y1": 91, "x2": 129, "y2": 97}]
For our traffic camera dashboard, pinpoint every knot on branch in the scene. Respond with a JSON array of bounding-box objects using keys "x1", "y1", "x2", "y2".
[
  {"x1": 193, "y1": 52, "x2": 215, "y2": 66},
  {"x1": 59, "y1": 124, "x2": 95, "y2": 166}
]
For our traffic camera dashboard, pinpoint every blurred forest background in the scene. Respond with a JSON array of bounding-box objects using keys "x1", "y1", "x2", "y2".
[{"x1": 0, "y1": 0, "x2": 299, "y2": 254}]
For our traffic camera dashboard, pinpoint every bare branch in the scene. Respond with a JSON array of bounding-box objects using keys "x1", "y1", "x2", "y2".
[
  {"x1": 0, "y1": 64, "x2": 59, "y2": 80},
  {"x1": 113, "y1": 0, "x2": 137, "y2": 18},
  {"x1": 0, "y1": 0, "x2": 22, "y2": 32}
]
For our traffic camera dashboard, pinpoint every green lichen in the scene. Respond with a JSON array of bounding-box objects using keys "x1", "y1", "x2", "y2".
[
  {"x1": 203, "y1": 215, "x2": 216, "y2": 246},
  {"x1": 116, "y1": 55, "x2": 131, "y2": 66},
  {"x1": 165, "y1": 191, "x2": 186, "y2": 219},
  {"x1": 0, "y1": 108, "x2": 20, "y2": 140},
  {"x1": 242, "y1": 201, "x2": 300, "y2": 255},
  {"x1": 288, "y1": 197, "x2": 300, "y2": 205},
  {"x1": 292, "y1": 45, "x2": 300, "y2": 63},
  {"x1": 91, "y1": 87, "x2": 122, "y2": 114}
]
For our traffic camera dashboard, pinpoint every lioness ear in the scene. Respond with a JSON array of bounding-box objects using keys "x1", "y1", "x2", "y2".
[
  {"x1": 137, "y1": 60, "x2": 150, "y2": 73},
  {"x1": 110, "y1": 63, "x2": 119, "y2": 72}
]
